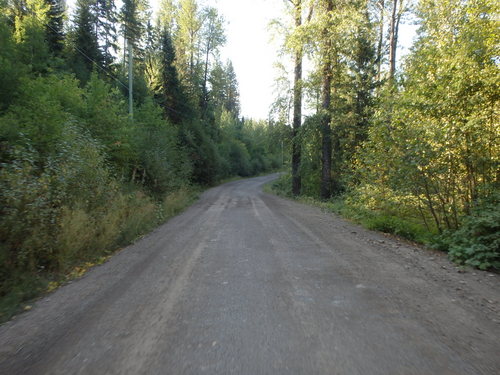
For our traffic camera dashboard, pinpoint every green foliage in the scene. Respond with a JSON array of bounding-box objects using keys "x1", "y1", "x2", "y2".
[
  {"x1": 278, "y1": 0, "x2": 499, "y2": 270},
  {"x1": 270, "y1": 173, "x2": 432, "y2": 244},
  {"x1": 0, "y1": 17, "x2": 24, "y2": 111},
  {"x1": 11, "y1": 0, "x2": 51, "y2": 73},
  {"x1": 363, "y1": 215, "x2": 431, "y2": 243},
  {"x1": 354, "y1": 0, "x2": 499, "y2": 239},
  {"x1": 133, "y1": 99, "x2": 192, "y2": 194},
  {"x1": 67, "y1": 0, "x2": 103, "y2": 83},
  {"x1": 270, "y1": 173, "x2": 292, "y2": 197},
  {"x1": 444, "y1": 194, "x2": 500, "y2": 270},
  {"x1": 0, "y1": 0, "x2": 298, "y2": 322}
]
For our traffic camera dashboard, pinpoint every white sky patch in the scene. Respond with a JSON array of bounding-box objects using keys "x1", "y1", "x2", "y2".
[{"x1": 205, "y1": 0, "x2": 284, "y2": 121}]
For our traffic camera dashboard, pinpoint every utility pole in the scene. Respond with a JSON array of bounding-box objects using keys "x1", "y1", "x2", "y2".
[{"x1": 128, "y1": 40, "x2": 134, "y2": 119}]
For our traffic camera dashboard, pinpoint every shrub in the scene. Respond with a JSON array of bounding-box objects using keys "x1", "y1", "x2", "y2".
[
  {"x1": 445, "y1": 194, "x2": 500, "y2": 270},
  {"x1": 364, "y1": 215, "x2": 431, "y2": 243},
  {"x1": 271, "y1": 173, "x2": 292, "y2": 197}
]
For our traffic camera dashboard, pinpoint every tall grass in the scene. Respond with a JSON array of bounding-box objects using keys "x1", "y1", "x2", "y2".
[
  {"x1": 269, "y1": 174, "x2": 435, "y2": 245},
  {"x1": 0, "y1": 186, "x2": 197, "y2": 323}
]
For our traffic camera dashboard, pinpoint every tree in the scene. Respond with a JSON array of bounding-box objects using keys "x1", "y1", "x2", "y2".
[
  {"x1": 388, "y1": 0, "x2": 406, "y2": 80},
  {"x1": 288, "y1": 0, "x2": 304, "y2": 196},
  {"x1": 346, "y1": 2, "x2": 376, "y2": 156},
  {"x1": 120, "y1": 0, "x2": 147, "y2": 47},
  {"x1": 69, "y1": 0, "x2": 102, "y2": 82},
  {"x1": 175, "y1": 0, "x2": 203, "y2": 99},
  {"x1": 375, "y1": 0, "x2": 385, "y2": 81},
  {"x1": 45, "y1": 0, "x2": 65, "y2": 57},
  {"x1": 11, "y1": 0, "x2": 51, "y2": 73},
  {"x1": 157, "y1": 0, "x2": 177, "y2": 34},
  {"x1": 319, "y1": 0, "x2": 333, "y2": 199},
  {"x1": 200, "y1": 6, "x2": 225, "y2": 115},
  {"x1": 90, "y1": 0, "x2": 118, "y2": 70},
  {"x1": 156, "y1": 28, "x2": 190, "y2": 124},
  {"x1": 223, "y1": 61, "x2": 240, "y2": 117},
  {"x1": 0, "y1": 10, "x2": 24, "y2": 110},
  {"x1": 357, "y1": 0, "x2": 499, "y2": 233}
]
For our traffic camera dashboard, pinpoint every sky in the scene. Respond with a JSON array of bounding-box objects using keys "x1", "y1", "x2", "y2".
[
  {"x1": 204, "y1": 0, "x2": 285, "y2": 120},
  {"x1": 67, "y1": 0, "x2": 418, "y2": 120}
]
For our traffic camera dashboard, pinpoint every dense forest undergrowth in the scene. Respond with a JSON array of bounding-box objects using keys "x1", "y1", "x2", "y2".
[
  {"x1": 0, "y1": 0, "x2": 283, "y2": 322},
  {"x1": 270, "y1": 0, "x2": 498, "y2": 271}
]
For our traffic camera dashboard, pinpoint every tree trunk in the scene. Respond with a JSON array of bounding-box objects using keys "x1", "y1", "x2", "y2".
[
  {"x1": 320, "y1": 0, "x2": 333, "y2": 200},
  {"x1": 291, "y1": 0, "x2": 302, "y2": 196},
  {"x1": 388, "y1": 0, "x2": 398, "y2": 80},
  {"x1": 376, "y1": 0, "x2": 385, "y2": 82},
  {"x1": 201, "y1": 41, "x2": 211, "y2": 117}
]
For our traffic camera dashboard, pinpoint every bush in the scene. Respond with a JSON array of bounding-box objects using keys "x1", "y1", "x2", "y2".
[
  {"x1": 271, "y1": 173, "x2": 292, "y2": 197},
  {"x1": 445, "y1": 195, "x2": 500, "y2": 270},
  {"x1": 364, "y1": 215, "x2": 431, "y2": 243},
  {"x1": 159, "y1": 188, "x2": 197, "y2": 220}
]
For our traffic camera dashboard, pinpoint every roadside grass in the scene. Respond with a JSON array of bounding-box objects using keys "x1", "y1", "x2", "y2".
[
  {"x1": 267, "y1": 174, "x2": 499, "y2": 271},
  {"x1": 0, "y1": 187, "x2": 199, "y2": 324},
  {"x1": 1, "y1": 172, "x2": 279, "y2": 324},
  {"x1": 265, "y1": 176, "x2": 435, "y2": 246}
]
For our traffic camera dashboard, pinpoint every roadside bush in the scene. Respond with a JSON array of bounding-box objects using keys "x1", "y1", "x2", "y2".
[
  {"x1": 271, "y1": 173, "x2": 292, "y2": 197},
  {"x1": 115, "y1": 191, "x2": 157, "y2": 245},
  {"x1": 160, "y1": 188, "x2": 197, "y2": 220},
  {"x1": 133, "y1": 100, "x2": 192, "y2": 195},
  {"x1": 0, "y1": 123, "x2": 113, "y2": 272},
  {"x1": 445, "y1": 194, "x2": 500, "y2": 270},
  {"x1": 364, "y1": 215, "x2": 432, "y2": 243}
]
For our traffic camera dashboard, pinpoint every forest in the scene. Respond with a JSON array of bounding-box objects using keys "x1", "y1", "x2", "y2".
[
  {"x1": 271, "y1": 0, "x2": 498, "y2": 270},
  {"x1": 0, "y1": 0, "x2": 282, "y2": 320},
  {"x1": 0, "y1": 0, "x2": 498, "y2": 321}
]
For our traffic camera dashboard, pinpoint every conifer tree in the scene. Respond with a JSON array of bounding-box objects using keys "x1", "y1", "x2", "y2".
[
  {"x1": 45, "y1": 0, "x2": 65, "y2": 56},
  {"x1": 69, "y1": 0, "x2": 102, "y2": 82},
  {"x1": 90, "y1": 0, "x2": 118, "y2": 70},
  {"x1": 157, "y1": 28, "x2": 190, "y2": 124},
  {"x1": 223, "y1": 61, "x2": 240, "y2": 117}
]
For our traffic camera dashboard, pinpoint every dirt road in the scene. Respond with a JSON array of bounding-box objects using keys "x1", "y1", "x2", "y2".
[{"x1": 0, "y1": 175, "x2": 499, "y2": 374}]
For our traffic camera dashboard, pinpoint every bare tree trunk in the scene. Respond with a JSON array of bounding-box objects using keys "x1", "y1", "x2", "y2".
[
  {"x1": 376, "y1": 0, "x2": 385, "y2": 82},
  {"x1": 320, "y1": 0, "x2": 333, "y2": 200},
  {"x1": 291, "y1": 0, "x2": 302, "y2": 196},
  {"x1": 201, "y1": 41, "x2": 211, "y2": 117},
  {"x1": 388, "y1": 0, "x2": 398, "y2": 80}
]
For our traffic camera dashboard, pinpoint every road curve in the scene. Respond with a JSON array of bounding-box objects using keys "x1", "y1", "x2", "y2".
[{"x1": 0, "y1": 174, "x2": 499, "y2": 374}]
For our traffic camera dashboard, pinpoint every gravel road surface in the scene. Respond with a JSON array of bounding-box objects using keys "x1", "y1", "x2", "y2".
[{"x1": 0, "y1": 174, "x2": 499, "y2": 374}]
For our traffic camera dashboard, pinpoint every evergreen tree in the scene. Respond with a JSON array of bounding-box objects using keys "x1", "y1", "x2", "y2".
[
  {"x1": 157, "y1": 28, "x2": 190, "y2": 124},
  {"x1": 69, "y1": 0, "x2": 102, "y2": 83},
  {"x1": 90, "y1": 0, "x2": 118, "y2": 70},
  {"x1": 45, "y1": 0, "x2": 65, "y2": 56},
  {"x1": 121, "y1": 0, "x2": 147, "y2": 48},
  {"x1": 223, "y1": 61, "x2": 240, "y2": 117}
]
